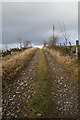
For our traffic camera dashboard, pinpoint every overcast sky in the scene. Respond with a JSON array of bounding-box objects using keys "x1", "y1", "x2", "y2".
[{"x1": 2, "y1": 2, "x2": 78, "y2": 49}]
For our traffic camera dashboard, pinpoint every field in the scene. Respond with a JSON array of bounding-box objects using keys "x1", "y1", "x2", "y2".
[{"x1": 2, "y1": 46, "x2": 79, "y2": 118}]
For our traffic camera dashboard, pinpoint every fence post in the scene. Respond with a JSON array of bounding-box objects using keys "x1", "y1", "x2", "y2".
[
  {"x1": 76, "y1": 40, "x2": 79, "y2": 58},
  {"x1": 69, "y1": 42, "x2": 71, "y2": 47},
  {"x1": 69, "y1": 42, "x2": 72, "y2": 55}
]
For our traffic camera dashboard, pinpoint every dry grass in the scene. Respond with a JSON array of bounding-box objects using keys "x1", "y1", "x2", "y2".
[
  {"x1": 3, "y1": 52, "x2": 21, "y2": 62},
  {"x1": 0, "y1": 58, "x2": 2, "y2": 76},
  {"x1": 2, "y1": 48, "x2": 38, "y2": 86},
  {"x1": 45, "y1": 48, "x2": 78, "y2": 81}
]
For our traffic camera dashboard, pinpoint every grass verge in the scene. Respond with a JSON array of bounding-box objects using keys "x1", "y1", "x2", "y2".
[
  {"x1": 44, "y1": 47, "x2": 80, "y2": 116},
  {"x1": 45, "y1": 47, "x2": 78, "y2": 82},
  {"x1": 2, "y1": 48, "x2": 38, "y2": 87}
]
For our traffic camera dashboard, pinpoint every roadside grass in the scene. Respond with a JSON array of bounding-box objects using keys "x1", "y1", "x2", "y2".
[
  {"x1": 2, "y1": 48, "x2": 38, "y2": 87},
  {"x1": 45, "y1": 47, "x2": 80, "y2": 102},
  {"x1": 0, "y1": 58, "x2": 2, "y2": 76},
  {"x1": 21, "y1": 49, "x2": 51, "y2": 118},
  {"x1": 45, "y1": 47, "x2": 78, "y2": 82},
  {"x1": 44, "y1": 47, "x2": 80, "y2": 114},
  {"x1": 78, "y1": 58, "x2": 80, "y2": 93},
  {"x1": 2, "y1": 51, "x2": 23, "y2": 62}
]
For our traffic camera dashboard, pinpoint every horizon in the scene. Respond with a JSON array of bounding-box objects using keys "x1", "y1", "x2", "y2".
[{"x1": 1, "y1": 2, "x2": 78, "y2": 50}]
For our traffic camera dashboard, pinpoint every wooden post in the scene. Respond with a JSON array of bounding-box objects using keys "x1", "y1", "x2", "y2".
[
  {"x1": 76, "y1": 40, "x2": 79, "y2": 58},
  {"x1": 69, "y1": 42, "x2": 71, "y2": 47},
  {"x1": 69, "y1": 42, "x2": 72, "y2": 55}
]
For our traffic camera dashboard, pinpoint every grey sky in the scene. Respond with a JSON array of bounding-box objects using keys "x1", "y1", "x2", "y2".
[{"x1": 2, "y1": 2, "x2": 78, "y2": 49}]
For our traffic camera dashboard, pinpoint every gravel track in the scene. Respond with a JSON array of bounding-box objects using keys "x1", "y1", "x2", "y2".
[
  {"x1": 43, "y1": 49, "x2": 79, "y2": 119},
  {"x1": 2, "y1": 50, "x2": 39, "y2": 119},
  {"x1": 2, "y1": 49, "x2": 79, "y2": 119}
]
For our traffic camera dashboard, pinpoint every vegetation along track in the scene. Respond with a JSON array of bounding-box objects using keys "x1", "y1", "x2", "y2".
[
  {"x1": 43, "y1": 49, "x2": 79, "y2": 118},
  {"x1": 2, "y1": 49, "x2": 39, "y2": 118},
  {"x1": 2, "y1": 49, "x2": 50, "y2": 118},
  {"x1": 2, "y1": 48, "x2": 79, "y2": 119}
]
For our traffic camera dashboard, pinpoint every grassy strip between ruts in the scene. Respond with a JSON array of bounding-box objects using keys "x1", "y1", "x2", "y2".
[
  {"x1": 2, "y1": 47, "x2": 38, "y2": 87},
  {"x1": 26, "y1": 49, "x2": 51, "y2": 118}
]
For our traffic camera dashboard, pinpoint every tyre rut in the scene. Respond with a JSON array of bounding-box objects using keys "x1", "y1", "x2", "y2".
[{"x1": 43, "y1": 49, "x2": 79, "y2": 118}]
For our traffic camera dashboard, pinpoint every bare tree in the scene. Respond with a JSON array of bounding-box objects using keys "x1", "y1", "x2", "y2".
[
  {"x1": 59, "y1": 22, "x2": 71, "y2": 46},
  {"x1": 43, "y1": 40, "x2": 47, "y2": 47},
  {"x1": 48, "y1": 35, "x2": 58, "y2": 46},
  {"x1": 48, "y1": 24, "x2": 58, "y2": 46},
  {"x1": 17, "y1": 38, "x2": 22, "y2": 48},
  {"x1": 24, "y1": 41, "x2": 31, "y2": 47}
]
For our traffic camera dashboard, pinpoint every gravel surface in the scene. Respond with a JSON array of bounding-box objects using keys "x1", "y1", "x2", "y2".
[
  {"x1": 2, "y1": 49, "x2": 79, "y2": 119},
  {"x1": 2, "y1": 50, "x2": 39, "y2": 119},
  {"x1": 43, "y1": 49, "x2": 79, "y2": 118}
]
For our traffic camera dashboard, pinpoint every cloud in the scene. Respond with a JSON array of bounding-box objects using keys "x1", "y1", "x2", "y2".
[{"x1": 2, "y1": 2, "x2": 78, "y2": 49}]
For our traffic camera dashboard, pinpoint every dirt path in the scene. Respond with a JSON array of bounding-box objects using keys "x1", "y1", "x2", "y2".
[
  {"x1": 43, "y1": 49, "x2": 79, "y2": 118},
  {"x1": 2, "y1": 48, "x2": 79, "y2": 119},
  {"x1": 2, "y1": 50, "x2": 39, "y2": 118}
]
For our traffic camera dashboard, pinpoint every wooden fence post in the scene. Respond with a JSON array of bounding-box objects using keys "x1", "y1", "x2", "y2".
[
  {"x1": 69, "y1": 42, "x2": 72, "y2": 55},
  {"x1": 76, "y1": 40, "x2": 79, "y2": 58},
  {"x1": 69, "y1": 42, "x2": 71, "y2": 47}
]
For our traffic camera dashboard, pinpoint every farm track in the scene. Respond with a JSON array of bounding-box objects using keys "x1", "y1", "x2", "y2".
[
  {"x1": 2, "y1": 50, "x2": 39, "y2": 118},
  {"x1": 43, "y1": 49, "x2": 79, "y2": 118},
  {"x1": 2, "y1": 48, "x2": 79, "y2": 119}
]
